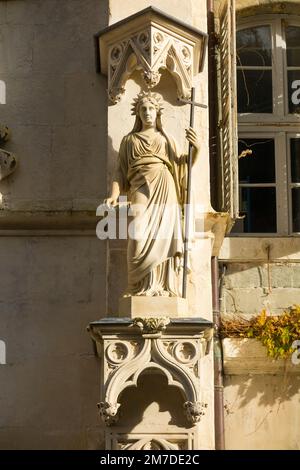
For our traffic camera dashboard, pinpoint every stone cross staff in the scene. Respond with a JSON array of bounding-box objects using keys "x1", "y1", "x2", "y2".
[{"x1": 180, "y1": 87, "x2": 207, "y2": 298}]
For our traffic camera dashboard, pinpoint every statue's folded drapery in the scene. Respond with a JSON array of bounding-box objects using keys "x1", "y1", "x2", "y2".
[{"x1": 117, "y1": 130, "x2": 187, "y2": 296}]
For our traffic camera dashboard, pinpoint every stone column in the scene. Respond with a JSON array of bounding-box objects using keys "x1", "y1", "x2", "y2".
[{"x1": 90, "y1": 2, "x2": 218, "y2": 450}]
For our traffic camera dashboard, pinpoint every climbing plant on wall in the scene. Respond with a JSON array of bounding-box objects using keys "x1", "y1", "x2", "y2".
[{"x1": 221, "y1": 306, "x2": 300, "y2": 359}]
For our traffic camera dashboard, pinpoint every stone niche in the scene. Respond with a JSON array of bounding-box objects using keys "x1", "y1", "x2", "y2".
[{"x1": 90, "y1": 5, "x2": 215, "y2": 450}]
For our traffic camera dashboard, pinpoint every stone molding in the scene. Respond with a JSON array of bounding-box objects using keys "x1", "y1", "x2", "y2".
[
  {"x1": 88, "y1": 317, "x2": 213, "y2": 426},
  {"x1": 223, "y1": 338, "x2": 300, "y2": 375},
  {"x1": 0, "y1": 210, "x2": 98, "y2": 231},
  {"x1": 236, "y1": 0, "x2": 300, "y2": 17},
  {"x1": 95, "y1": 7, "x2": 207, "y2": 103},
  {"x1": 219, "y1": 237, "x2": 300, "y2": 262}
]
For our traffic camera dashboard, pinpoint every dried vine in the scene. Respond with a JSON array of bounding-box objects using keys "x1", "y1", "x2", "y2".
[{"x1": 221, "y1": 306, "x2": 300, "y2": 359}]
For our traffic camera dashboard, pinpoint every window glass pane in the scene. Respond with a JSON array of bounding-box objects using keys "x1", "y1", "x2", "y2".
[
  {"x1": 290, "y1": 138, "x2": 300, "y2": 183},
  {"x1": 287, "y1": 70, "x2": 300, "y2": 114},
  {"x1": 236, "y1": 187, "x2": 277, "y2": 233},
  {"x1": 238, "y1": 138, "x2": 275, "y2": 183},
  {"x1": 237, "y1": 26, "x2": 272, "y2": 66},
  {"x1": 286, "y1": 26, "x2": 300, "y2": 66},
  {"x1": 292, "y1": 188, "x2": 300, "y2": 232},
  {"x1": 237, "y1": 70, "x2": 273, "y2": 113}
]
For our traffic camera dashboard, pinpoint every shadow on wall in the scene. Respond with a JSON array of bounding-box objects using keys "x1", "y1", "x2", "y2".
[
  {"x1": 224, "y1": 373, "x2": 300, "y2": 414},
  {"x1": 125, "y1": 68, "x2": 187, "y2": 108},
  {"x1": 118, "y1": 370, "x2": 187, "y2": 428}
]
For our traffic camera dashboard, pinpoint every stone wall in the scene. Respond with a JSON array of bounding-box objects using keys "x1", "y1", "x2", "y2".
[
  {"x1": 219, "y1": 244, "x2": 300, "y2": 449},
  {"x1": 0, "y1": 0, "x2": 109, "y2": 449},
  {"x1": 0, "y1": 0, "x2": 108, "y2": 212},
  {"x1": 221, "y1": 262, "x2": 300, "y2": 316}
]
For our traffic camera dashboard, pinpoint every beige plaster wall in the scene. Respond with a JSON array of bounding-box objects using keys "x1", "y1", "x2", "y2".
[
  {"x1": 0, "y1": 0, "x2": 109, "y2": 449},
  {"x1": 109, "y1": 0, "x2": 207, "y2": 30},
  {"x1": 0, "y1": 236, "x2": 107, "y2": 449},
  {"x1": 0, "y1": 0, "x2": 108, "y2": 211},
  {"x1": 224, "y1": 374, "x2": 300, "y2": 449}
]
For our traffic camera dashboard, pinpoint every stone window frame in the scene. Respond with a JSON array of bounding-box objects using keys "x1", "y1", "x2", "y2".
[{"x1": 232, "y1": 14, "x2": 300, "y2": 237}]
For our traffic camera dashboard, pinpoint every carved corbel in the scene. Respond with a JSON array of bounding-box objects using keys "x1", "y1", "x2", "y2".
[
  {"x1": 88, "y1": 318, "x2": 213, "y2": 426},
  {"x1": 96, "y1": 6, "x2": 207, "y2": 103},
  {"x1": 0, "y1": 125, "x2": 17, "y2": 181},
  {"x1": 184, "y1": 401, "x2": 208, "y2": 424},
  {"x1": 97, "y1": 401, "x2": 121, "y2": 425}
]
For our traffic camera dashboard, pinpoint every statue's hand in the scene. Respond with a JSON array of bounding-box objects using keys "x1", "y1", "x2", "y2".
[
  {"x1": 185, "y1": 127, "x2": 200, "y2": 152},
  {"x1": 103, "y1": 197, "x2": 118, "y2": 208}
]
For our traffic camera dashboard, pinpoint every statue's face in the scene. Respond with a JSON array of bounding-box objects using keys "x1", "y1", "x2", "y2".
[{"x1": 138, "y1": 99, "x2": 157, "y2": 127}]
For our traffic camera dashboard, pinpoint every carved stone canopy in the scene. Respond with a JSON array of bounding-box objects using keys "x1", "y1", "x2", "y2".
[
  {"x1": 95, "y1": 6, "x2": 207, "y2": 103},
  {"x1": 88, "y1": 317, "x2": 213, "y2": 426}
]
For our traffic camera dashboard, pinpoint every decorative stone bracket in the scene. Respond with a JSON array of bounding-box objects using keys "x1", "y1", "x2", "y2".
[
  {"x1": 0, "y1": 125, "x2": 17, "y2": 181},
  {"x1": 88, "y1": 317, "x2": 213, "y2": 426},
  {"x1": 202, "y1": 211, "x2": 231, "y2": 256},
  {"x1": 95, "y1": 6, "x2": 207, "y2": 103}
]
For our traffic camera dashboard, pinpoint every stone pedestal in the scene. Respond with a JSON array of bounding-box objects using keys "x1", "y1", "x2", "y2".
[{"x1": 118, "y1": 296, "x2": 189, "y2": 318}]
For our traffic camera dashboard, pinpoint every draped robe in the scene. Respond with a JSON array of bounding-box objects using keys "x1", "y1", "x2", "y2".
[{"x1": 118, "y1": 130, "x2": 186, "y2": 296}]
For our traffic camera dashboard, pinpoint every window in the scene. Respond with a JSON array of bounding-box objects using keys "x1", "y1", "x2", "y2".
[{"x1": 232, "y1": 16, "x2": 300, "y2": 235}]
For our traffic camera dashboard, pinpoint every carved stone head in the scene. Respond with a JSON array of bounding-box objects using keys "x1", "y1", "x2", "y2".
[
  {"x1": 131, "y1": 91, "x2": 164, "y2": 133},
  {"x1": 0, "y1": 149, "x2": 17, "y2": 181},
  {"x1": 0, "y1": 125, "x2": 10, "y2": 144},
  {"x1": 131, "y1": 90, "x2": 163, "y2": 115}
]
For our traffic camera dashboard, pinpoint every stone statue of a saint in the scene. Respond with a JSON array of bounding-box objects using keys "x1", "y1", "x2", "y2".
[{"x1": 105, "y1": 91, "x2": 200, "y2": 297}]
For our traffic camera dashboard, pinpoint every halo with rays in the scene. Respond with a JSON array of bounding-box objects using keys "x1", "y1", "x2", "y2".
[{"x1": 131, "y1": 91, "x2": 164, "y2": 116}]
